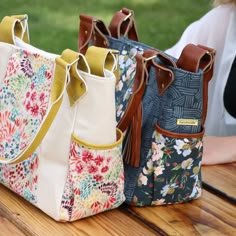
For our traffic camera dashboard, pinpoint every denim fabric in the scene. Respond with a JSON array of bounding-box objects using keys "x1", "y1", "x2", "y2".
[{"x1": 107, "y1": 36, "x2": 204, "y2": 204}]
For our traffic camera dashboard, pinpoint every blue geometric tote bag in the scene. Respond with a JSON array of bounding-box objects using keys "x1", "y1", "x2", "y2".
[{"x1": 78, "y1": 8, "x2": 216, "y2": 206}]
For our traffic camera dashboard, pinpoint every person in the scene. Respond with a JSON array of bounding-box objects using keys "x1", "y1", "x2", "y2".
[{"x1": 166, "y1": 0, "x2": 236, "y2": 165}]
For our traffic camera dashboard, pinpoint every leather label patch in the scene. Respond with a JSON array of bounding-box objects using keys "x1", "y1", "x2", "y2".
[{"x1": 177, "y1": 119, "x2": 198, "y2": 126}]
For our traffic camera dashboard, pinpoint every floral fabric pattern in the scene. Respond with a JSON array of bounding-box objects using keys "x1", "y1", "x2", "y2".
[
  {"x1": 59, "y1": 139, "x2": 125, "y2": 221},
  {"x1": 133, "y1": 130, "x2": 203, "y2": 206},
  {"x1": 115, "y1": 46, "x2": 143, "y2": 122},
  {"x1": 0, "y1": 153, "x2": 39, "y2": 204},
  {"x1": 0, "y1": 49, "x2": 54, "y2": 161}
]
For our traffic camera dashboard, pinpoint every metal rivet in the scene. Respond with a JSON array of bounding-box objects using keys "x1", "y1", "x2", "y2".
[
  {"x1": 85, "y1": 30, "x2": 88, "y2": 35},
  {"x1": 162, "y1": 83, "x2": 164, "y2": 89},
  {"x1": 169, "y1": 73, "x2": 172, "y2": 77}
]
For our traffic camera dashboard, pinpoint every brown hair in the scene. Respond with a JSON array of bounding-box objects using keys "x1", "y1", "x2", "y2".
[{"x1": 213, "y1": 0, "x2": 236, "y2": 6}]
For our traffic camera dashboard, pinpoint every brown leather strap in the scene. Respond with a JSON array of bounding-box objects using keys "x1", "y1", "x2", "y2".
[
  {"x1": 117, "y1": 53, "x2": 147, "y2": 131},
  {"x1": 121, "y1": 45, "x2": 215, "y2": 167},
  {"x1": 78, "y1": 14, "x2": 110, "y2": 54},
  {"x1": 123, "y1": 103, "x2": 142, "y2": 168},
  {"x1": 176, "y1": 44, "x2": 216, "y2": 125},
  {"x1": 145, "y1": 49, "x2": 176, "y2": 95},
  {"x1": 199, "y1": 45, "x2": 215, "y2": 125},
  {"x1": 177, "y1": 44, "x2": 213, "y2": 73},
  {"x1": 109, "y1": 8, "x2": 138, "y2": 41},
  {"x1": 118, "y1": 49, "x2": 175, "y2": 132},
  {"x1": 118, "y1": 53, "x2": 146, "y2": 168},
  {"x1": 119, "y1": 50, "x2": 175, "y2": 167},
  {"x1": 130, "y1": 103, "x2": 142, "y2": 167},
  {"x1": 123, "y1": 126, "x2": 132, "y2": 165}
]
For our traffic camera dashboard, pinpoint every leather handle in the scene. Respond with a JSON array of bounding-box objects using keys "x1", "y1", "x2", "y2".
[
  {"x1": 117, "y1": 49, "x2": 176, "y2": 132},
  {"x1": 78, "y1": 14, "x2": 111, "y2": 54},
  {"x1": 176, "y1": 44, "x2": 216, "y2": 125},
  {"x1": 63, "y1": 46, "x2": 120, "y2": 106},
  {"x1": 177, "y1": 44, "x2": 215, "y2": 73},
  {"x1": 109, "y1": 8, "x2": 138, "y2": 41},
  {"x1": 144, "y1": 49, "x2": 176, "y2": 95},
  {"x1": 0, "y1": 14, "x2": 29, "y2": 44},
  {"x1": 198, "y1": 45, "x2": 216, "y2": 125},
  {"x1": 61, "y1": 49, "x2": 89, "y2": 106},
  {"x1": 85, "y1": 46, "x2": 118, "y2": 78}
]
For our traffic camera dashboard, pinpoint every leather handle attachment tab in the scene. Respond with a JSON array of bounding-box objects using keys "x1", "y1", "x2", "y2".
[
  {"x1": 109, "y1": 8, "x2": 139, "y2": 41},
  {"x1": 0, "y1": 14, "x2": 29, "y2": 44},
  {"x1": 79, "y1": 14, "x2": 111, "y2": 54}
]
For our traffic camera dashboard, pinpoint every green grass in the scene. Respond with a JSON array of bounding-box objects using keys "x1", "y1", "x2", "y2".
[{"x1": 0, "y1": 0, "x2": 212, "y2": 54}]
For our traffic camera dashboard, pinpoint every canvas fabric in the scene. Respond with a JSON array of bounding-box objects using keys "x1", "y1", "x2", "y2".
[
  {"x1": 78, "y1": 9, "x2": 215, "y2": 206},
  {"x1": 0, "y1": 15, "x2": 125, "y2": 221}
]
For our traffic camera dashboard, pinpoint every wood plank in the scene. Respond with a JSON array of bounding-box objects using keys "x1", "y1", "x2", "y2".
[
  {"x1": 202, "y1": 163, "x2": 236, "y2": 202},
  {"x1": 0, "y1": 216, "x2": 25, "y2": 236},
  {"x1": 0, "y1": 185, "x2": 158, "y2": 236},
  {"x1": 128, "y1": 190, "x2": 236, "y2": 236}
]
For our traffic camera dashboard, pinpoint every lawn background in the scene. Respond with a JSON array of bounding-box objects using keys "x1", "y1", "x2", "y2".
[{"x1": 0, "y1": 0, "x2": 212, "y2": 54}]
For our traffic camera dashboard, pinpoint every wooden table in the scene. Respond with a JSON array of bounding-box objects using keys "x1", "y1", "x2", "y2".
[{"x1": 0, "y1": 163, "x2": 235, "y2": 236}]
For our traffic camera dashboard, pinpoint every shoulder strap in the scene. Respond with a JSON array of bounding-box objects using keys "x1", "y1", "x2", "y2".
[
  {"x1": 0, "y1": 54, "x2": 69, "y2": 164},
  {"x1": 61, "y1": 49, "x2": 89, "y2": 106}
]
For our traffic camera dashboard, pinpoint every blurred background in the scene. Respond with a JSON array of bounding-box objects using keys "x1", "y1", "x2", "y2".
[{"x1": 0, "y1": 0, "x2": 212, "y2": 54}]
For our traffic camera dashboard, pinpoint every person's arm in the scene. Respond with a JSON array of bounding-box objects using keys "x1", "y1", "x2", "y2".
[{"x1": 202, "y1": 136, "x2": 236, "y2": 165}]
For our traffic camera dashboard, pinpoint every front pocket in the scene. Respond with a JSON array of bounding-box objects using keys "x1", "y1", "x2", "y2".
[
  {"x1": 59, "y1": 129, "x2": 125, "y2": 221},
  {"x1": 132, "y1": 124, "x2": 203, "y2": 206},
  {"x1": 151, "y1": 124, "x2": 203, "y2": 205}
]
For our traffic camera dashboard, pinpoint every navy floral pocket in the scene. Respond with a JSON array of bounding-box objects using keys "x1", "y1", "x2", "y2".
[{"x1": 133, "y1": 124, "x2": 203, "y2": 206}]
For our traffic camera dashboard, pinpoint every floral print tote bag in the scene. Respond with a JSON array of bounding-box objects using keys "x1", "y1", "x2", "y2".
[
  {"x1": 0, "y1": 15, "x2": 125, "y2": 221},
  {"x1": 78, "y1": 8, "x2": 216, "y2": 206}
]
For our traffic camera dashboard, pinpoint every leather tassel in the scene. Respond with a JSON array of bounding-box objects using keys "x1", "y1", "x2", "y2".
[
  {"x1": 122, "y1": 103, "x2": 142, "y2": 168},
  {"x1": 123, "y1": 124, "x2": 132, "y2": 165},
  {"x1": 130, "y1": 103, "x2": 142, "y2": 167}
]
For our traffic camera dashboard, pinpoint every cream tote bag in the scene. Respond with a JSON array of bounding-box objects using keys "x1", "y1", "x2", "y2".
[{"x1": 0, "y1": 14, "x2": 125, "y2": 221}]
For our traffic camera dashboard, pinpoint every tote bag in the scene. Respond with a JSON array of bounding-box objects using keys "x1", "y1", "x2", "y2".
[
  {"x1": 78, "y1": 8, "x2": 216, "y2": 206},
  {"x1": 0, "y1": 14, "x2": 125, "y2": 221}
]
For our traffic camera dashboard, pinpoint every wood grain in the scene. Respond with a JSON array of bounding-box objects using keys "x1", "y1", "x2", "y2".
[
  {"x1": 1, "y1": 164, "x2": 235, "y2": 236},
  {"x1": 202, "y1": 163, "x2": 236, "y2": 202},
  {"x1": 0, "y1": 185, "x2": 158, "y2": 236},
  {"x1": 128, "y1": 189, "x2": 236, "y2": 236},
  {"x1": 0, "y1": 216, "x2": 25, "y2": 236}
]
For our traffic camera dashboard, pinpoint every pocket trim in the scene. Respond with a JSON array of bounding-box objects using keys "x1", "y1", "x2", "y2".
[
  {"x1": 72, "y1": 128, "x2": 123, "y2": 150},
  {"x1": 155, "y1": 123, "x2": 204, "y2": 139}
]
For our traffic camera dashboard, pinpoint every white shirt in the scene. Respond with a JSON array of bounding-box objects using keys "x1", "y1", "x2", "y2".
[{"x1": 166, "y1": 4, "x2": 236, "y2": 136}]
